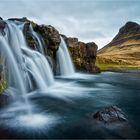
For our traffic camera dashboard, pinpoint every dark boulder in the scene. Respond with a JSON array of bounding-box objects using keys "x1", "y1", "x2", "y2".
[
  {"x1": 0, "y1": 19, "x2": 6, "y2": 29},
  {"x1": 0, "y1": 18, "x2": 6, "y2": 35},
  {"x1": 93, "y1": 106, "x2": 127, "y2": 123}
]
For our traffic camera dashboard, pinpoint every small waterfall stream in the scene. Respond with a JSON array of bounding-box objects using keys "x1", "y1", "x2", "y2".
[
  {"x1": 57, "y1": 36, "x2": 75, "y2": 76},
  {"x1": 29, "y1": 25, "x2": 45, "y2": 55}
]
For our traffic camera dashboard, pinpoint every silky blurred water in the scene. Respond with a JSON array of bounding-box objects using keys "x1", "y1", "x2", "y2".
[{"x1": 0, "y1": 72, "x2": 140, "y2": 139}]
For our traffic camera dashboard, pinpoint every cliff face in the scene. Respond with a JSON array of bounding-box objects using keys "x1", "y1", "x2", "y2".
[
  {"x1": 0, "y1": 17, "x2": 99, "y2": 75},
  {"x1": 63, "y1": 36, "x2": 100, "y2": 73},
  {"x1": 97, "y1": 21, "x2": 140, "y2": 71},
  {"x1": 20, "y1": 18, "x2": 99, "y2": 74}
]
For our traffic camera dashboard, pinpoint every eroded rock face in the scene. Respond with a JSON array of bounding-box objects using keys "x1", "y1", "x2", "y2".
[
  {"x1": 0, "y1": 18, "x2": 6, "y2": 35},
  {"x1": 33, "y1": 24, "x2": 60, "y2": 52},
  {"x1": 11, "y1": 18, "x2": 99, "y2": 74},
  {"x1": 0, "y1": 20, "x2": 6, "y2": 29},
  {"x1": 23, "y1": 21, "x2": 61, "y2": 73},
  {"x1": 64, "y1": 36, "x2": 100, "y2": 73},
  {"x1": 23, "y1": 22, "x2": 36, "y2": 50},
  {"x1": 93, "y1": 106, "x2": 127, "y2": 123}
]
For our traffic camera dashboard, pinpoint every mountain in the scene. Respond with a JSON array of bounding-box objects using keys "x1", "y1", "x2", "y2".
[{"x1": 97, "y1": 21, "x2": 140, "y2": 71}]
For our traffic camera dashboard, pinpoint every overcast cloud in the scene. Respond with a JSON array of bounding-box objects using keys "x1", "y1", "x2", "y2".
[{"x1": 0, "y1": 0, "x2": 140, "y2": 49}]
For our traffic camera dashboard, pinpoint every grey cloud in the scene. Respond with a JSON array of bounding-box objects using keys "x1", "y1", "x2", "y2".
[{"x1": 0, "y1": 0, "x2": 140, "y2": 48}]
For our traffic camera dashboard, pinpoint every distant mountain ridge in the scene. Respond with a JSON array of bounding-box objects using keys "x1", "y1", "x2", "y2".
[{"x1": 97, "y1": 21, "x2": 140, "y2": 71}]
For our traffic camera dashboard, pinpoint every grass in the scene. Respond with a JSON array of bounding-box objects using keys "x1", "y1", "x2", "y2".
[
  {"x1": 96, "y1": 56, "x2": 140, "y2": 71},
  {"x1": 96, "y1": 62, "x2": 140, "y2": 71},
  {"x1": 0, "y1": 79, "x2": 7, "y2": 94}
]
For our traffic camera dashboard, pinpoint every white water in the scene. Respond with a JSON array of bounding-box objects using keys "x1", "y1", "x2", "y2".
[
  {"x1": 22, "y1": 47, "x2": 54, "y2": 88},
  {"x1": 57, "y1": 36, "x2": 75, "y2": 76},
  {"x1": 30, "y1": 25, "x2": 45, "y2": 55},
  {"x1": 0, "y1": 32, "x2": 31, "y2": 114},
  {"x1": 6, "y1": 20, "x2": 54, "y2": 91},
  {"x1": 0, "y1": 20, "x2": 55, "y2": 117}
]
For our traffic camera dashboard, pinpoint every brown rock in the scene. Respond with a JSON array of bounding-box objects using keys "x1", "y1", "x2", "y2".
[
  {"x1": 46, "y1": 25, "x2": 61, "y2": 51},
  {"x1": 64, "y1": 36, "x2": 100, "y2": 73},
  {"x1": 34, "y1": 24, "x2": 60, "y2": 52}
]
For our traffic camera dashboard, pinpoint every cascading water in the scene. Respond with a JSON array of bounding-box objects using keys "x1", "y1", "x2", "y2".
[
  {"x1": 0, "y1": 20, "x2": 55, "y2": 123},
  {"x1": 4, "y1": 20, "x2": 54, "y2": 93},
  {"x1": 0, "y1": 19, "x2": 96, "y2": 138},
  {"x1": 57, "y1": 36, "x2": 75, "y2": 76},
  {"x1": 22, "y1": 47, "x2": 54, "y2": 89},
  {"x1": 0, "y1": 22, "x2": 31, "y2": 114},
  {"x1": 29, "y1": 25, "x2": 45, "y2": 55}
]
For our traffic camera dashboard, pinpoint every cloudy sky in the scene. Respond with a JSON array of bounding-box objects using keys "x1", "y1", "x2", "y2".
[{"x1": 0, "y1": 0, "x2": 140, "y2": 49}]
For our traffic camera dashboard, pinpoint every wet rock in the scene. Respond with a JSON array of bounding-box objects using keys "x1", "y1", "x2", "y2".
[
  {"x1": 19, "y1": 18, "x2": 99, "y2": 74},
  {"x1": 93, "y1": 106, "x2": 127, "y2": 123},
  {"x1": 64, "y1": 36, "x2": 100, "y2": 73},
  {"x1": 0, "y1": 20, "x2": 6, "y2": 29},
  {"x1": 23, "y1": 22, "x2": 36, "y2": 50},
  {"x1": 0, "y1": 18, "x2": 6, "y2": 35},
  {"x1": 34, "y1": 24, "x2": 60, "y2": 52},
  {"x1": 8, "y1": 17, "x2": 28, "y2": 22},
  {"x1": 24, "y1": 21, "x2": 60, "y2": 74},
  {"x1": 46, "y1": 25, "x2": 60, "y2": 51}
]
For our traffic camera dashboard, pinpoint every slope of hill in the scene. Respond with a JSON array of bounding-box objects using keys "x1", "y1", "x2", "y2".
[{"x1": 97, "y1": 21, "x2": 140, "y2": 71}]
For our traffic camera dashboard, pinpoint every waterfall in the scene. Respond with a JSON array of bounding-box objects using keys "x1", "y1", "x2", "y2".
[
  {"x1": 0, "y1": 20, "x2": 54, "y2": 97},
  {"x1": 29, "y1": 25, "x2": 45, "y2": 55},
  {"x1": 0, "y1": 30, "x2": 31, "y2": 113},
  {"x1": 57, "y1": 36, "x2": 75, "y2": 76},
  {"x1": 0, "y1": 20, "x2": 57, "y2": 127}
]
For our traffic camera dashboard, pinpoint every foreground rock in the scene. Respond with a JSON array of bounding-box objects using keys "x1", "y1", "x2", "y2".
[
  {"x1": 63, "y1": 36, "x2": 100, "y2": 73},
  {"x1": 93, "y1": 106, "x2": 127, "y2": 123}
]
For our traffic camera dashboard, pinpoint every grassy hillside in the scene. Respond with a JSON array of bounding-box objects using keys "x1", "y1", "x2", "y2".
[{"x1": 97, "y1": 22, "x2": 140, "y2": 71}]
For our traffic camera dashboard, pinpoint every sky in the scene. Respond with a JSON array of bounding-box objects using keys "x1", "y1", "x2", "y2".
[{"x1": 0, "y1": 0, "x2": 140, "y2": 49}]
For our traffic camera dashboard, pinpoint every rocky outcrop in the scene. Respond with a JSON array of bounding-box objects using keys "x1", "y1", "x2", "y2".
[
  {"x1": 0, "y1": 17, "x2": 99, "y2": 74},
  {"x1": 93, "y1": 106, "x2": 127, "y2": 123},
  {"x1": 97, "y1": 21, "x2": 140, "y2": 71},
  {"x1": 63, "y1": 36, "x2": 100, "y2": 73},
  {"x1": 33, "y1": 24, "x2": 60, "y2": 52},
  {"x1": 22, "y1": 19, "x2": 61, "y2": 73},
  {"x1": 34, "y1": 24, "x2": 61, "y2": 73},
  {"x1": 0, "y1": 18, "x2": 6, "y2": 35},
  {"x1": 22, "y1": 18, "x2": 99, "y2": 74}
]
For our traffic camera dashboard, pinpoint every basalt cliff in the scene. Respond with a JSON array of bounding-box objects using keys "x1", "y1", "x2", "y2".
[{"x1": 0, "y1": 17, "x2": 100, "y2": 96}]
